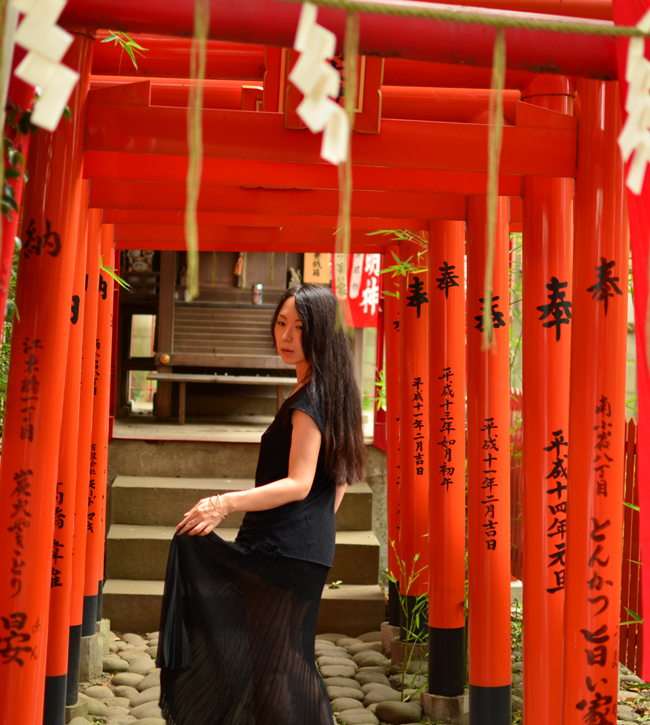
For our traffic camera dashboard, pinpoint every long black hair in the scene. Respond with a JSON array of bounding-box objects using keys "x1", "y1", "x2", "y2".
[{"x1": 271, "y1": 284, "x2": 366, "y2": 487}]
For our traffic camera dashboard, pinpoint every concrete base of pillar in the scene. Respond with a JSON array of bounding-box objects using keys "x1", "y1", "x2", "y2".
[
  {"x1": 65, "y1": 697, "x2": 88, "y2": 724},
  {"x1": 79, "y1": 633, "x2": 103, "y2": 682},
  {"x1": 421, "y1": 691, "x2": 469, "y2": 724},
  {"x1": 96, "y1": 617, "x2": 111, "y2": 656},
  {"x1": 390, "y1": 639, "x2": 428, "y2": 669},
  {"x1": 380, "y1": 622, "x2": 400, "y2": 657}
]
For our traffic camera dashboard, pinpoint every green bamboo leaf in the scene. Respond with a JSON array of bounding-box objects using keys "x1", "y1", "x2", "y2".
[{"x1": 624, "y1": 501, "x2": 640, "y2": 512}]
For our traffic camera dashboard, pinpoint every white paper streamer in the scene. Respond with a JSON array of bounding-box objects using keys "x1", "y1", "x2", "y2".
[
  {"x1": 11, "y1": 0, "x2": 79, "y2": 132},
  {"x1": 289, "y1": 1, "x2": 350, "y2": 165},
  {"x1": 619, "y1": 9, "x2": 650, "y2": 195}
]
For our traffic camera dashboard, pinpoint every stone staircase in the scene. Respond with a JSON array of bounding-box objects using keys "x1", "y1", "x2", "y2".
[{"x1": 103, "y1": 463, "x2": 386, "y2": 635}]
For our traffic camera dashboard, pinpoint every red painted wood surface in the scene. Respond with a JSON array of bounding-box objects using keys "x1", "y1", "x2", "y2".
[
  {"x1": 83, "y1": 102, "x2": 577, "y2": 177},
  {"x1": 60, "y1": 0, "x2": 618, "y2": 79},
  {"x1": 428, "y1": 220, "x2": 467, "y2": 631},
  {"x1": 0, "y1": 32, "x2": 93, "y2": 724},
  {"x1": 83, "y1": 151, "x2": 524, "y2": 196},
  {"x1": 561, "y1": 79, "x2": 628, "y2": 725},
  {"x1": 467, "y1": 195, "x2": 512, "y2": 689}
]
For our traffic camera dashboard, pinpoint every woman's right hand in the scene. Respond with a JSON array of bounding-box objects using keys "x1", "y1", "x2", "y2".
[{"x1": 176, "y1": 495, "x2": 226, "y2": 536}]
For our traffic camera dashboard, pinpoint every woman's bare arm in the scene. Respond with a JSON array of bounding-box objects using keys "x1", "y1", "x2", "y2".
[
  {"x1": 334, "y1": 483, "x2": 347, "y2": 513},
  {"x1": 177, "y1": 410, "x2": 321, "y2": 536}
]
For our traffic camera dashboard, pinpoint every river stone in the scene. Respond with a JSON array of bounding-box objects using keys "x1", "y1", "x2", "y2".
[
  {"x1": 325, "y1": 678, "x2": 362, "y2": 690},
  {"x1": 69, "y1": 719, "x2": 93, "y2": 725},
  {"x1": 319, "y1": 656, "x2": 358, "y2": 670},
  {"x1": 330, "y1": 698, "x2": 364, "y2": 712},
  {"x1": 336, "y1": 709, "x2": 380, "y2": 725},
  {"x1": 112, "y1": 673, "x2": 145, "y2": 688},
  {"x1": 109, "y1": 641, "x2": 121, "y2": 653},
  {"x1": 145, "y1": 646, "x2": 158, "y2": 658},
  {"x1": 146, "y1": 630, "x2": 159, "y2": 639},
  {"x1": 128, "y1": 656, "x2": 155, "y2": 675},
  {"x1": 358, "y1": 632, "x2": 383, "y2": 643},
  {"x1": 131, "y1": 687, "x2": 161, "y2": 707},
  {"x1": 316, "y1": 646, "x2": 352, "y2": 658},
  {"x1": 120, "y1": 648, "x2": 150, "y2": 663},
  {"x1": 619, "y1": 690, "x2": 638, "y2": 700},
  {"x1": 87, "y1": 699, "x2": 110, "y2": 717},
  {"x1": 327, "y1": 686, "x2": 363, "y2": 701},
  {"x1": 131, "y1": 701, "x2": 162, "y2": 718},
  {"x1": 107, "y1": 706, "x2": 131, "y2": 718},
  {"x1": 362, "y1": 685, "x2": 401, "y2": 706},
  {"x1": 135, "y1": 720, "x2": 166, "y2": 725},
  {"x1": 86, "y1": 685, "x2": 115, "y2": 700},
  {"x1": 122, "y1": 633, "x2": 146, "y2": 644},
  {"x1": 111, "y1": 697, "x2": 131, "y2": 708},
  {"x1": 622, "y1": 674, "x2": 644, "y2": 684},
  {"x1": 315, "y1": 640, "x2": 337, "y2": 649},
  {"x1": 389, "y1": 661, "x2": 427, "y2": 676},
  {"x1": 135, "y1": 706, "x2": 163, "y2": 720},
  {"x1": 321, "y1": 665, "x2": 357, "y2": 679},
  {"x1": 361, "y1": 683, "x2": 387, "y2": 695},
  {"x1": 355, "y1": 672, "x2": 391, "y2": 687},
  {"x1": 356, "y1": 665, "x2": 388, "y2": 675},
  {"x1": 352, "y1": 652, "x2": 387, "y2": 667},
  {"x1": 389, "y1": 674, "x2": 426, "y2": 690},
  {"x1": 347, "y1": 642, "x2": 384, "y2": 656},
  {"x1": 147, "y1": 638, "x2": 159, "y2": 646},
  {"x1": 317, "y1": 633, "x2": 348, "y2": 643},
  {"x1": 137, "y1": 669, "x2": 161, "y2": 692},
  {"x1": 337, "y1": 637, "x2": 363, "y2": 648},
  {"x1": 107, "y1": 719, "x2": 137, "y2": 725},
  {"x1": 112, "y1": 685, "x2": 140, "y2": 699},
  {"x1": 104, "y1": 656, "x2": 129, "y2": 673},
  {"x1": 375, "y1": 701, "x2": 423, "y2": 724}
]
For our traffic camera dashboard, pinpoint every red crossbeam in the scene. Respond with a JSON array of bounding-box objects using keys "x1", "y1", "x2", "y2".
[
  {"x1": 61, "y1": 0, "x2": 618, "y2": 78},
  {"x1": 89, "y1": 182, "x2": 468, "y2": 218},
  {"x1": 84, "y1": 152, "x2": 523, "y2": 196},
  {"x1": 85, "y1": 103, "x2": 576, "y2": 177}
]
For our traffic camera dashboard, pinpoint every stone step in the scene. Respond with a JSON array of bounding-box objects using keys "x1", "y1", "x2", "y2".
[
  {"x1": 111, "y1": 476, "x2": 373, "y2": 530},
  {"x1": 106, "y1": 526, "x2": 380, "y2": 585},
  {"x1": 103, "y1": 579, "x2": 386, "y2": 637}
]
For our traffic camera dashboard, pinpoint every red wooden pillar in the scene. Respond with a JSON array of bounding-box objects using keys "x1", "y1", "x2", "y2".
[
  {"x1": 427, "y1": 220, "x2": 467, "y2": 696},
  {"x1": 384, "y1": 246, "x2": 401, "y2": 626},
  {"x1": 521, "y1": 75, "x2": 574, "y2": 725},
  {"x1": 83, "y1": 223, "x2": 115, "y2": 632},
  {"x1": 561, "y1": 79, "x2": 628, "y2": 725},
  {"x1": 43, "y1": 187, "x2": 91, "y2": 725},
  {"x1": 0, "y1": 48, "x2": 34, "y2": 329},
  {"x1": 0, "y1": 32, "x2": 93, "y2": 725},
  {"x1": 67, "y1": 208, "x2": 102, "y2": 700},
  {"x1": 398, "y1": 239, "x2": 429, "y2": 638},
  {"x1": 467, "y1": 196, "x2": 511, "y2": 723}
]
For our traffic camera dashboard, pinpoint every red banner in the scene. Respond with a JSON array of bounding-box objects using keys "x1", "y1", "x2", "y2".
[{"x1": 332, "y1": 253, "x2": 381, "y2": 328}]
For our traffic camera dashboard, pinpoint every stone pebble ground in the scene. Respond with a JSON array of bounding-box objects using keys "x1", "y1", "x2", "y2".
[{"x1": 67, "y1": 628, "x2": 650, "y2": 725}]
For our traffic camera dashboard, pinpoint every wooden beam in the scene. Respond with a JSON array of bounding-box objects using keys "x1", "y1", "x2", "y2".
[
  {"x1": 85, "y1": 103, "x2": 577, "y2": 177},
  {"x1": 103, "y1": 209, "x2": 429, "y2": 230},
  {"x1": 84, "y1": 151, "x2": 523, "y2": 196},
  {"x1": 155, "y1": 251, "x2": 176, "y2": 422},
  {"x1": 90, "y1": 182, "x2": 468, "y2": 219}
]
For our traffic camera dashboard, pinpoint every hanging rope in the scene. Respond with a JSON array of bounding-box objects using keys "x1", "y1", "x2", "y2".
[
  {"x1": 335, "y1": 10, "x2": 359, "y2": 331},
  {"x1": 185, "y1": 0, "x2": 209, "y2": 301},
  {"x1": 280, "y1": 0, "x2": 650, "y2": 37},
  {"x1": 482, "y1": 26, "x2": 505, "y2": 351}
]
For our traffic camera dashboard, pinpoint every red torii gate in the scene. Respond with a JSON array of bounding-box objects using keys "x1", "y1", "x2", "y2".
[{"x1": 0, "y1": 3, "x2": 640, "y2": 725}]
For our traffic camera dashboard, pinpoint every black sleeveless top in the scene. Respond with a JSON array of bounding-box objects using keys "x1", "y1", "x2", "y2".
[{"x1": 235, "y1": 386, "x2": 337, "y2": 568}]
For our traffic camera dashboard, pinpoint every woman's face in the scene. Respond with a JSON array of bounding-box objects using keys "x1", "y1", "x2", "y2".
[{"x1": 274, "y1": 295, "x2": 307, "y2": 367}]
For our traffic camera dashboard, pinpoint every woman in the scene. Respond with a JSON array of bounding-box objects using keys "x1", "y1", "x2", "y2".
[{"x1": 158, "y1": 284, "x2": 366, "y2": 725}]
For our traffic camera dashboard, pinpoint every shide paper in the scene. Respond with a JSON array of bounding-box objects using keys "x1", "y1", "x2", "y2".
[
  {"x1": 12, "y1": 0, "x2": 79, "y2": 132},
  {"x1": 289, "y1": 1, "x2": 350, "y2": 165}
]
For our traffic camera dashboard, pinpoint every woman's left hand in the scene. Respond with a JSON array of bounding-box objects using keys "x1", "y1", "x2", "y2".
[{"x1": 176, "y1": 496, "x2": 225, "y2": 536}]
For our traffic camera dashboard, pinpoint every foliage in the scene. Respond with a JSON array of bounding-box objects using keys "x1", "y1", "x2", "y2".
[
  {"x1": 2, "y1": 104, "x2": 37, "y2": 220},
  {"x1": 369, "y1": 367, "x2": 386, "y2": 412},
  {"x1": 509, "y1": 233, "x2": 523, "y2": 389},
  {"x1": 100, "y1": 31, "x2": 148, "y2": 71},
  {"x1": 387, "y1": 542, "x2": 429, "y2": 699},
  {"x1": 0, "y1": 238, "x2": 20, "y2": 437},
  {"x1": 100, "y1": 255, "x2": 132, "y2": 291}
]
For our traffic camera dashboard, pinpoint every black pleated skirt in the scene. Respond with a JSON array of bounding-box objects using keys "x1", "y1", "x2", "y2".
[{"x1": 158, "y1": 532, "x2": 335, "y2": 725}]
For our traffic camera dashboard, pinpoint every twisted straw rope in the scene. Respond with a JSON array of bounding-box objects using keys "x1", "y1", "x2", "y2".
[{"x1": 279, "y1": 0, "x2": 645, "y2": 37}]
